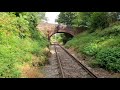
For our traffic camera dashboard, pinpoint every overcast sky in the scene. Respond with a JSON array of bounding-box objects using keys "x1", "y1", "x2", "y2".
[{"x1": 45, "y1": 12, "x2": 60, "y2": 24}]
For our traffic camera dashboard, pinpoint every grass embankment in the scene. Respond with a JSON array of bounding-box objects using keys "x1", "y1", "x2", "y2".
[
  {"x1": 65, "y1": 23, "x2": 120, "y2": 72},
  {"x1": 0, "y1": 12, "x2": 49, "y2": 77}
]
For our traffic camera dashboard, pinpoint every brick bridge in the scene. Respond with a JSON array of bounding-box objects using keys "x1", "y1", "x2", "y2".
[{"x1": 37, "y1": 22, "x2": 86, "y2": 40}]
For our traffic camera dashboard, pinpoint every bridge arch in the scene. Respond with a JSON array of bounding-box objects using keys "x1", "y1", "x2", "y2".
[
  {"x1": 49, "y1": 24, "x2": 76, "y2": 39},
  {"x1": 50, "y1": 31, "x2": 74, "y2": 44},
  {"x1": 37, "y1": 23, "x2": 87, "y2": 41},
  {"x1": 49, "y1": 29, "x2": 75, "y2": 38}
]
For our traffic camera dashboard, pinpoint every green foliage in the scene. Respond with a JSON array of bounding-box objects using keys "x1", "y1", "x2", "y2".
[
  {"x1": 98, "y1": 24, "x2": 120, "y2": 36},
  {"x1": 56, "y1": 12, "x2": 120, "y2": 72},
  {"x1": 51, "y1": 33, "x2": 73, "y2": 45},
  {"x1": 72, "y1": 12, "x2": 93, "y2": 27},
  {"x1": 96, "y1": 47, "x2": 120, "y2": 72},
  {"x1": 82, "y1": 43, "x2": 99, "y2": 56},
  {"x1": 57, "y1": 12, "x2": 120, "y2": 31},
  {"x1": 0, "y1": 12, "x2": 48, "y2": 78},
  {"x1": 89, "y1": 12, "x2": 109, "y2": 31},
  {"x1": 65, "y1": 23, "x2": 120, "y2": 72},
  {"x1": 56, "y1": 12, "x2": 76, "y2": 26},
  {"x1": 51, "y1": 33, "x2": 63, "y2": 43},
  {"x1": 107, "y1": 12, "x2": 118, "y2": 24},
  {"x1": 59, "y1": 33, "x2": 73, "y2": 45}
]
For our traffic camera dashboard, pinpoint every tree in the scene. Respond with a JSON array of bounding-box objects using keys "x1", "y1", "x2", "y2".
[
  {"x1": 56, "y1": 12, "x2": 76, "y2": 26},
  {"x1": 89, "y1": 12, "x2": 109, "y2": 30},
  {"x1": 107, "y1": 12, "x2": 118, "y2": 24},
  {"x1": 72, "y1": 12, "x2": 93, "y2": 27}
]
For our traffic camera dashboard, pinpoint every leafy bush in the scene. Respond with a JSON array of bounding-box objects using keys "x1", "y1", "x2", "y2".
[
  {"x1": 82, "y1": 43, "x2": 99, "y2": 56},
  {"x1": 90, "y1": 12, "x2": 109, "y2": 30},
  {"x1": 96, "y1": 47, "x2": 120, "y2": 72},
  {"x1": 0, "y1": 12, "x2": 48, "y2": 78},
  {"x1": 98, "y1": 25, "x2": 120, "y2": 36},
  {"x1": 65, "y1": 23, "x2": 120, "y2": 72}
]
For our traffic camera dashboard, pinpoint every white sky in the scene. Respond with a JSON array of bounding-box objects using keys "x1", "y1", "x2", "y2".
[{"x1": 45, "y1": 12, "x2": 60, "y2": 24}]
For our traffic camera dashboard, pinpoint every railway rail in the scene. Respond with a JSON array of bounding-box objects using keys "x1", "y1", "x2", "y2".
[{"x1": 53, "y1": 43, "x2": 98, "y2": 78}]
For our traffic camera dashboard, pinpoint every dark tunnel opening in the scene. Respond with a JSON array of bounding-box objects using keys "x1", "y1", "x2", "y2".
[{"x1": 50, "y1": 32, "x2": 73, "y2": 45}]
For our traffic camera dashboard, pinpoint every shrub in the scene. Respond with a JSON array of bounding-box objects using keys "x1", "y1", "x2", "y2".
[
  {"x1": 0, "y1": 12, "x2": 48, "y2": 78},
  {"x1": 90, "y1": 12, "x2": 109, "y2": 31},
  {"x1": 96, "y1": 47, "x2": 120, "y2": 72},
  {"x1": 98, "y1": 25, "x2": 120, "y2": 36},
  {"x1": 82, "y1": 43, "x2": 99, "y2": 56}
]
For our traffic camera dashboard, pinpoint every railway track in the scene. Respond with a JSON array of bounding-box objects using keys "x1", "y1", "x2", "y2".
[{"x1": 53, "y1": 43, "x2": 98, "y2": 78}]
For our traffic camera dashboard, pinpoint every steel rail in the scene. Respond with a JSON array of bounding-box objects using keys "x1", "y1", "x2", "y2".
[
  {"x1": 54, "y1": 44, "x2": 65, "y2": 78},
  {"x1": 54, "y1": 43, "x2": 98, "y2": 78}
]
